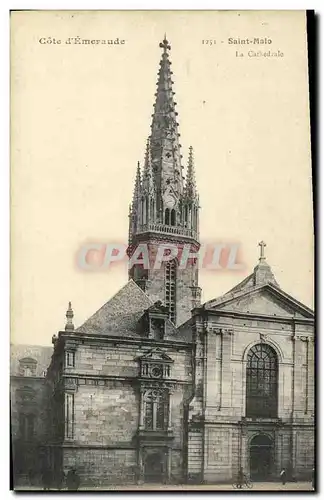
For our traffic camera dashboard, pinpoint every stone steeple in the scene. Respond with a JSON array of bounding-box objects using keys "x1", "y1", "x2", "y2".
[
  {"x1": 128, "y1": 38, "x2": 201, "y2": 327},
  {"x1": 129, "y1": 37, "x2": 199, "y2": 241},
  {"x1": 150, "y1": 37, "x2": 184, "y2": 201}
]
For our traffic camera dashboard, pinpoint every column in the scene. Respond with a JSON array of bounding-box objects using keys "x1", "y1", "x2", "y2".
[
  {"x1": 64, "y1": 392, "x2": 75, "y2": 440},
  {"x1": 139, "y1": 388, "x2": 145, "y2": 429},
  {"x1": 293, "y1": 336, "x2": 307, "y2": 415},
  {"x1": 220, "y1": 328, "x2": 233, "y2": 409},
  {"x1": 168, "y1": 391, "x2": 172, "y2": 430}
]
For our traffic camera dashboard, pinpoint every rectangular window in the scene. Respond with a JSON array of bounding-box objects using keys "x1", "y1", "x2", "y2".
[
  {"x1": 19, "y1": 414, "x2": 35, "y2": 440},
  {"x1": 144, "y1": 391, "x2": 169, "y2": 431},
  {"x1": 65, "y1": 393, "x2": 75, "y2": 439},
  {"x1": 66, "y1": 351, "x2": 75, "y2": 368}
]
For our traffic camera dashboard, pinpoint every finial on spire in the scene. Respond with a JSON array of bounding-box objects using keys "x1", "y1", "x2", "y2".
[
  {"x1": 65, "y1": 301, "x2": 74, "y2": 331},
  {"x1": 258, "y1": 240, "x2": 267, "y2": 262},
  {"x1": 159, "y1": 36, "x2": 171, "y2": 52}
]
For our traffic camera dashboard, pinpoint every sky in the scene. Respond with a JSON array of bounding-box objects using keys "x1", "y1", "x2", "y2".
[{"x1": 11, "y1": 10, "x2": 314, "y2": 346}]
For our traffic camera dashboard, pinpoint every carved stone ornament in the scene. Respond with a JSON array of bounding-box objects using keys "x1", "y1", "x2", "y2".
[{"x1": 63, "y1": 377, "x2": 78, "y2": 392}]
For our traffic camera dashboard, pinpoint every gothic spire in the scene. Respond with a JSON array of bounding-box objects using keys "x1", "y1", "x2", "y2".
[
  {"x1": 150, "y1": 37, "x2": 184, "y2": 196},
  {"x1": 185, "y1": 146, "x2": 198, "y2": 200}
]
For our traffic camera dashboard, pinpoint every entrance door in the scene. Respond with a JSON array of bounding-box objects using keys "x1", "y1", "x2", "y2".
[
  {"x1": 249, "y1": 434, "x2": 273, "y2": 481},
  {"x1": 143, "y1": 450, "x2": 166, "y2": 483}
]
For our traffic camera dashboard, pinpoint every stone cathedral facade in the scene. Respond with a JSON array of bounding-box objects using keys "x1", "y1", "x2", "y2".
[{"x1": 11, "y1": 38, "x2": 314, "y2": 487}]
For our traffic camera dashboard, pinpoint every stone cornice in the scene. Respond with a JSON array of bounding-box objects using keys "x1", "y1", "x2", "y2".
[
  {"x1": 57, "y1": 331, "x2": 192, "y2": 350},
  {"x1": 210, "y1": 327, "x2": 234, "y2": 335},
  {"x1": 195, "y1": 309, "x2": 314, "y2": 325},
  {"x1": 132, "y1": 231, "x2": 200, "y2": 247},
  {"x1": 61, "y1": 373, "x2": 192, "y2": 386}
]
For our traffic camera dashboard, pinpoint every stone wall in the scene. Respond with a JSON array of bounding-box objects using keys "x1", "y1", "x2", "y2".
[
  {"x1": 59, "y1": 335, "x2": 193, "y2": 484},
  {"x1": 188, "y1": 291, "x2": 314, "y2": 484},
  {"x1": 11, "y1": 376, "x2": 50, "y2": 485},
  {"x1": 62, "y1": 447, "x2": 137, "y2": 485}
]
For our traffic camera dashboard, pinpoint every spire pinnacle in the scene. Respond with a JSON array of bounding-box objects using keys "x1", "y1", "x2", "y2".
[
  {"x1": 142, "y1": 137, "x2": 155, "y2": 194},
  {"x1": 65, "y1": 301, "x2": 74, "y2": 331},
  {"x1": 185, "y1": 146, "x2": 197, "y2": 199},
  {"x1": 132, "y1": 161, "x2": 142, "y2": 208}
]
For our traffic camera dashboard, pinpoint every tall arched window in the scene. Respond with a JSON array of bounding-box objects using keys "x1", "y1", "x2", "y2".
[
  {"x1": 165, "y1": 260, "x2": 177, "y2": 324},
  {"x1": 246, "y1": 343, "x2": 278, "y2": 418},
  {"x1": 165, "y1": 208, "x2": 170, "y2": 225},
  {"x1": 170, "y1": 209, "x2": 176, "y2": 226}
]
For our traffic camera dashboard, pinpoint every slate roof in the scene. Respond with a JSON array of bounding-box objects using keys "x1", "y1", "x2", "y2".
[
  {"x1": 10, "y1": 344, "x2": 53, "y2": 377},
  {"x1": 76, "y1": 279, "x2": 191, "y2": 343}
]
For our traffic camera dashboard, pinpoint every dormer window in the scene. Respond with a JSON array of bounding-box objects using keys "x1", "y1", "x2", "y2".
[
  {"x1": 151, "y1": 318, "x2": 165, "y2": 340},
  {"x1": 138, "y1": 301, "x2": 168, "y2": 340},
  {"x1": 19, "y1": 358, "x2": 37, "y2": 377}
]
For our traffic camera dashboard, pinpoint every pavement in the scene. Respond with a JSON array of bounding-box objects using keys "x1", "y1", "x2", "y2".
[{"x1": 15, "y1": 482, "x2": 313, "y2": 491}]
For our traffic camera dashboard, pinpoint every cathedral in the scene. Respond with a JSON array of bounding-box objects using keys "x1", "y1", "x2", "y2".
[{"x1": 11, "y1": 38, "x2": 314, "y2": 487}]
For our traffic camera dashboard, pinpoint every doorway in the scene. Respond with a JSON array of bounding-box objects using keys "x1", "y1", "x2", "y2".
[
  {"x1": 249, "y1": 434, "x2": 274, "y2": 481},
  {"x1": 143, "y1": 450, "x2": 166, "y2": 483}
]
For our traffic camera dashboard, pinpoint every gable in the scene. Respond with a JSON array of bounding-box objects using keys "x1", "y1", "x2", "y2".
[
  {"x1": 138, "y1": 347, "x2": 173, "y2": 362},
  {"x1": 10, "y1": 344, "x2": 53, "y2": 377},
  {"x1": 208, "y1": 286, "x2": 313, "y2": 319}
]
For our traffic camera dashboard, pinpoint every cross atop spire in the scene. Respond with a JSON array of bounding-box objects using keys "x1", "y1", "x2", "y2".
[
  {"x1": 159, "y1": 36, "x2": 171, "y2": 52},
  {"x1": 258, "y1": 240, "x2": 267, "y2": 262}
]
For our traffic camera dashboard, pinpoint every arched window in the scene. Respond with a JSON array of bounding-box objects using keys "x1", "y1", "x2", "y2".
[
  {"x1": 170, "y1": 209, "x2": 176, "y2": 226},
  {"x1": 165, "y1": 208, "x2": 170, "y2": 225},
  {"x1": 165, "y1": 260, "x2": 177, "y2": 324},
  {"x1": 246, "y1": 343, "x2": 278, "y2": 418}
]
